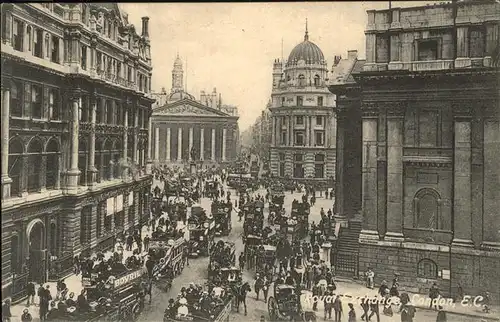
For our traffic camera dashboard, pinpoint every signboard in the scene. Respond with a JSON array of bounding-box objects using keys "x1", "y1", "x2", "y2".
[
  {"x1": 82, "y1": 277, "x2": 92, "y2": 287},
  {"x1": 106, "y1": 197, "x2": 115, "y2": 216},
  {"x1": 442, "y1": 269, "x2": 450, "y2": 280},
  {"x1": 116, "y1": 195, "x2": 123, "y2": 212},
  {"x1": 113, "y1": 268, "x2": 145, "y2": 288}
]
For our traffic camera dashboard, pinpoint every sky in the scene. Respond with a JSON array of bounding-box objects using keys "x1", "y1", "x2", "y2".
[{"x1": 121, "y1": 1, "x2": 432, "y2": 131}]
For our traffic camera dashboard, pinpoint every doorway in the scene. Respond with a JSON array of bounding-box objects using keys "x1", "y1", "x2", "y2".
[{"x1": 27, "y1": 220, "x2": 47, "y2": 284}]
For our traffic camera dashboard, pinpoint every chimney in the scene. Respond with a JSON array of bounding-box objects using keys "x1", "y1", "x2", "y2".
[
  {"x1": 219, "y1": 93, "x2": 222, "y2": 108},
  {"x1": 333, "y1": 55, "x2": 342, "y2": 67},
  {"x1": 141, "y1": 17, "x2": 149, "y2": 38},
  {"x1": 347, "y1": 50, "x2": 358, "y2": 60}
]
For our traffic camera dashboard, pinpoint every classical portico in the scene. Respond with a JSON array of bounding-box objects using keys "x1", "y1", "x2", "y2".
[{"x1": 151, "y1": 98, "x2": 239, "y2": 167}]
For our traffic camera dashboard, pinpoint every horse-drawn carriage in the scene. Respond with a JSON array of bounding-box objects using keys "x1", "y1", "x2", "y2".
[
  {"x1": 211, "y1": 201, "x2": 232, "y2": 236},
  {"x1": 268, "y1": 284, "x2": 317, "y2": 321},
  {"x1": 243, "y1": 201, "x2": 264, "y2": 236},
  {"x1": 188, "y1": 206, "x2": 215, "y2": 257},
  {"x1": 208, "y1": 241, "x2": 236, "y2": 281},
  {"x1": 291, "y1": 201, "x2": 310, "y2": 239},
  {"x1": 205, "y1": 180, "x2": 219, "y2": 198},
  {"x1": 163, "y1": 294, "x2": 233, "y2": 322},
  {"x1": 72, "y1": 268, "x2": 149, "y2": 322},
  {"x1": 256, "y1": 244, "x2": 277, "y2": 277}
]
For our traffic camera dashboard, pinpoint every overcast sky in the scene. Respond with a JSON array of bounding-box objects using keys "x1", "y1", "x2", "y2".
[{"x1": 121, "y1": 1, "x2": 430, "y2": 131}]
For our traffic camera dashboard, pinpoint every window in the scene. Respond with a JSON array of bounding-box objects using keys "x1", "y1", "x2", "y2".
[
  {"x1": 82, "y1": 4, "x2": 88, "y2": 25},
  {"x1": 316, "y1": 116, "x2": 323, "y2": 126},
  {"x1": 418, "y1": 39, "x2": 439, "y2": 61},
  {"x1": 117, "y1": 62, "x2": 122, "y2": 78},
  {"x1": 46, "y1": 139, "x2": 59, "y2": 190},
  {"x1": 376, "y1": 35, "x2": 390, "y2": 63},
  {"x1": 50, "y1": 223, "x2": 57, "y2": 255},
  {"x1": 10, "y1": 81, "x2": 23, "y2": 117},
  {"x1": 279, "y1": 153, "x2": 285, "y2": 161},
  {"x1": 80, "y1": 96, "x2": 89, "y2": 122},
  {"x1": 96, "y1": 52, "x2": 102, "y2": 72},
  {"x1": 45, "y1": 34, "x2": 50, "y2": 58},
  {"x1": 315, "y1": 154, "x2": 325, "y2": 178},
  {"x1": 12, "y1": 19, "x2": 24, "y2": 51},
  {"x1": 281, "y1": 97, "x2": 285, "y2": 106},
  {"x1": 27, "y1": 139, "x2": 43, "y2": 193},
  {"x1": 104, "y1": 213, "x2": 112, "y2": 232},
  {"x1": 50, "y1": 36, "x2": 59, "y2": 63},
  {"x1": 294, "y1": 131, "x2": 304, "y2": 146},
  {"x1": 298, "y1": 74, "x2": 306, "y2": 87},
  {"x1": 414, "y1": 188, "x2": 441, "y2": 230},
  {"x1": 108, "y1": 20, "x2": 112, "y2": 38},
  {"x1": 128, "y1": 66, "x2": 132, "y2": 81},
  {"x1": 33, "y1": 28, "x2": 43, "y2": 58},
  {"x1": 417, "y1": 259, "x2": 438, "y2": 279},
  {"x1": 418, "y1": 110, "x2": 439, "y2": 147},
  {"x1": 281, "y1": 131, "x2": 287, "y2": 145},
  {"x1": 81, "y1": 44, "x2": 87, "y2": 70},
  {"x1": 297, "y1": 96, "x2": 303, "y2": 106},
  {"x1": 296, "y1": 116, "x2": 304, "y2": 125},
  {"x1": 80, "y1": 206, "x2": 90, "y2": 244},
  {"x1": 97, "y1": 202, "x2": 103, "y2": 237},
  {"x1": 318, "y1": 96, "x2": 323, "y2": 107},
  {"x1": 8, "y1": 139, "x2": 23, "y2": 197},
  {"x1": 469, "y1": 27, "x2": 485, "y2": 58},
  {"x1": 293, "y1": 154, "x2": 304, "y2": 178},
  {"x1": 31, "y1": 84, "x2": 42, "y2": 119},
  {"x1": 314, "y1": 75, "x2": 321, "y2": 86},
  {"x1": 106, "y1": 100, "x2": 114, "y2": 124},
  {"x1": 315, "y1": 131, "x2": 324, "y2": 146},
  {"x1": 279, "y1": 163, "x2": 285, "y2": 177},
  {"x1": 26, "y1": 26, "x2": 32, "y2": 52},
  {"x1": 78, "y1": 139, "x2": 88, "y2": 186},
  {"x1": 11, "y1": 235, "x2": 20, "y2": 274},
  {"x1": 48, "y1": 89, "x2": 60, "y2": 120}
]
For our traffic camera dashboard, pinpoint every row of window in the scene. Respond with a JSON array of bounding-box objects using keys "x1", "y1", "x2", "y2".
[
  {"x1": 12, "y1": 19, "x2": 60, "y2": 63},
  {"x1": 282, "y1": 74, "x2": 322, "y2": 87},
  {"x1": 278, "y1": 153, "x2": 325, "y2": 162},
  {"x1": 278, "y1": 154, "x2": 325, "y2": 178},
  {"x1": 281, "y1": 131, "x2": 325, "y2": 146},
  {"x1": 279, "y1": 115, "x2": 325, "y2": 126},
  {"x1": 281, "y1": 96, "x2": 324, "y2": 107},
  {"x1": 375, "y1": 26, "x2": 489, "y2": 63},
  {"x1": 10, "y1": 81, "x2": 61, "y2": 120}
]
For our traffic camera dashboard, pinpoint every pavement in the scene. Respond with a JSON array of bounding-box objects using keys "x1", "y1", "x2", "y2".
[{"x1": 9, "y1": 176, "x2": 499, "y2": 322}]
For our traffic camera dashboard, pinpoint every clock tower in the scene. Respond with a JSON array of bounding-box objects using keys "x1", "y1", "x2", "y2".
[{"x1": 171, "y1": 53, "x2": 184, "y2": 93}]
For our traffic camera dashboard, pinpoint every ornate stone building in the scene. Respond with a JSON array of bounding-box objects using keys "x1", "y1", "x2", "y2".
[
  {"x1": 1, "y1": 3, "x2": 154, "y2": 300},
  {"x1": 330, "y1": 1, "x2": 500, "y2": 301},
  {"x1": 151, "y1": 57, "x2": 239, "y2": 167},
  {"x1": 269, "y1": 25, "x2": 336, "y2": 184}
]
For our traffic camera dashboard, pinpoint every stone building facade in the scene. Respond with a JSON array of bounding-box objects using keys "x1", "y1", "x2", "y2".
[
  {"x1": 332, "y1": 1, "x2": 500, "y2": 301},
  {"x1": 1, "y1": 3, "x2": 154, "y2": 300},
  {"x1": 269, "y1": 26, "x2": 336, "y2": 185},
  {"x1": 151, "y1": 57, "x2": 239, "y2": 168}
]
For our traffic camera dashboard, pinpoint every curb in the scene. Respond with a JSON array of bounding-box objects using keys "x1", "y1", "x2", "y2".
[{"x1": 333, "y1": 277, "x2": 499, "y2": 321}]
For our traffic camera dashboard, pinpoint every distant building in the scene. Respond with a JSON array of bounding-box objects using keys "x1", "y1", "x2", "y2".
[
  {"x1": 269, "y1": 24, "x2": 336, "y2": 185},
  {"x1": 150, "y1": 57, "x2": 239, "y2": 167},
  {"x1": 1, "y1": 3, "x2": 154, "y2": 300},
  {"x1": 329, "y1": 0, "x2": 500, "y2": 301}
]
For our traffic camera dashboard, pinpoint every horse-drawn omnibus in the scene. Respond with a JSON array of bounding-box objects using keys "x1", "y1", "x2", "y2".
[
  {"x1": 163, "y1": 294, "x2": 233, "y2": 322},
  {"x1": 188, "y1": 208, "x2": 215, "y2": 257},
  {"x1": 211, "y1": 201, "x2": 232, "y2": 236},
  {"x1": 268, "y1": 284, "x2": 317, "y2": 321}
]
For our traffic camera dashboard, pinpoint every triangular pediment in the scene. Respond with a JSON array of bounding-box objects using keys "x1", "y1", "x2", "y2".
[{"x1": 153, "y1": 98, "x2": 231, "y2": 117}]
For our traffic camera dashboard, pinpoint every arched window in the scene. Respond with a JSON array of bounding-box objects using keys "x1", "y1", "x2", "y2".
[
  {"x1": 414, "y1": 188, "x2": 441, "y2": 230},
  {"x1": 27, "y1": 138, "x2": 43, "y2": 193},
  {"x1": 314, "y1": 75, "x2": 321, "y2": 86},
  {"x1": 95, "y1": 140, "x2": 104, "y2": 183},
  {"x1": 45, "y1": 139, "x2": 59, "y2": 190},
  {"x1": 8, "y1": 139, "x2": 23, "y2": 197},
  {"x1": 298, "y1": 74, "x2": 306, "y2": 87},
  {"x1": 315, "y1": 154, "x2": 325, "y2": 178},
  {"x1": 78, "y1": 138, "x2": 88, "y2": 186},
  {"x1": 417, "y1": 259, "x2": 438, "y2": 279},
  {"x1": 10, "y1": 80, "x2": 23, "y2": 117},
  {"x1": 293, "y1": 154, "x2": 304, "y2": 178}
]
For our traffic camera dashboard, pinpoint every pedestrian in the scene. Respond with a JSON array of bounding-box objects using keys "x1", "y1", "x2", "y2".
[
  {"x1": 238, "y1": 252, "x2": 245, "y2": 270},
  {"x1": 429, "y1": 282, "x2": 441, "y2": 310},
  {"x1": 360, "y1": 296, "x2": 370, "y2": 321},
  {"x1": 144, "y1": 234, "x2": 150, "y2": 252},
  {"x1": 324, "y1": 291, "x2": 333, "y2": 320},
  {"x1": 26, "y1": 281, "x2": 36, "y2": 306},
  {"x1": 73, "y1": 255, "x2": 80, "y2": 275},
  {"x1": 39, "y1": 285, "x2": 51, "y2": 321},
  {"x1": 262, "y1": 276, "x2": 270, "y2": 303},
  {"x1": 183, "y1": 246, "x2": 190, "y2": 267},
  {"x1": 436, "y1": 306, "x2": 446, "y2": 322},
  {"x1": 369, "y1": 300, "x2": 380, "y2": 322},
  {"x1": 400, "y1": 304, "x2": 416, "y2": 322},
  {"x1": 126, "y1": 234, "x2": 134, "y2": 251},
  {"x1": 2, "y1": 298, "x2": 12, "y2": 322},
  {"x1": 333, "y1": 295, "x2": 342, "y2": 322},
  {"x1": 348, "y1": 303, "x2": 357, "y2": 322},
  {"x1": 21, "y1": 308, "x2": 32, "y2": 322}
]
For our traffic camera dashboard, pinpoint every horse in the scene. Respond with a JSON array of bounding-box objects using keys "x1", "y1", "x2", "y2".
[{"x1": 233, "y1": 282, "x2": 252, "y2": 316}]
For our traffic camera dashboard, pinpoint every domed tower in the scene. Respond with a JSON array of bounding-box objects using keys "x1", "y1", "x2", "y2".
[
  {"x1": 172, "y1": 53, "x2": 184, "y2": 93},
  {"x1": 268, "y1": 20, "x2": 336, "y2": 185}
]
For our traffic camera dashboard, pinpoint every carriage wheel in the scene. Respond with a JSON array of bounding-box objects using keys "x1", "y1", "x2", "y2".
[{"x1": 267, "y1": 297, "x2": 278, "y2": 321}]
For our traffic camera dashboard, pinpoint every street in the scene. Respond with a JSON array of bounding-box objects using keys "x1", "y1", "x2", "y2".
[{"x1": 138, "y1": 180, "x2": 478, "y2": 322}]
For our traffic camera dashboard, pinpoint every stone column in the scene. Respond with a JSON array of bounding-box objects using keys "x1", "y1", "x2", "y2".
[
  {"x1": 154, "y1": 127, "x2": 159, "y2": 162},
  {"x1": 177, "y1": 127, "x2": 182, "y2": 161},
  {"x1": 335, "y1": 115, "x2": 345, "y2": 216},
  {"x1": 360, "y1": 110, "x2": 378, "y2": 240},
  {"x1": 188, "y1": 127, "x2": 193, "y2": 161},
  {"x1": 133, "y1": 105, "x2": 139, "y2": 165},
  {"x1": 211, "y1": 128, "x2": 216, "y2": 161},
  {"x1": 200, "y1": 128, "x2": 205, "y2": 161},
  {"x1": 88, "y1": 97, "x2": 97, "y2": 189},
  {"x1": 483, "y1": 118, "x2": 500, "y2": 246},
  {"x1": 289, "y1": 116, "x2": 293, "y2": 146},
  {"x1": 222, "y1": 128, "x2": 227, "y2": 161},
  {"x1": 271, "y1": 117, "x2": 276, "y2": 146},
  {"x1": 66, "y1": 94, "x2": 81, "y2": 194},
  {"x1": 1, "y1": 84, "x2": 12, "y2": 198},
  {"x1": 452, "y1": 111, "x2": 473, "y2": 247},
  {"x1": 309, "y1": 116, "x2": 314, "y2": 147},
  {"x1": 146, "y1": 112, "x2": 152, "y2": 174},
  {"x1": 386, "y1": 108, "x2": 404, "y2": 240},
  {"x1": 122, "y1": 107, "x2": 129, "y2": 179},
  {"x1": 166, "y1": 128, "x2": 171, "y2": 161},
  {"x1": 305, "y1": 116, "x2": 310, "y2": 146}
]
